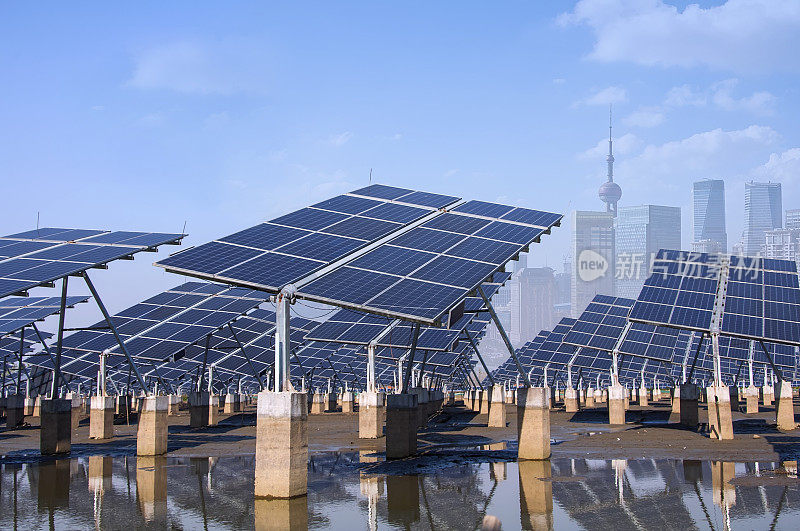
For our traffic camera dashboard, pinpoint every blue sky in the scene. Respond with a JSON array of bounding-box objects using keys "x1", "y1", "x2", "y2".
[{"x1": 3, "y1": 0, "x2": 800, "y2": 323}]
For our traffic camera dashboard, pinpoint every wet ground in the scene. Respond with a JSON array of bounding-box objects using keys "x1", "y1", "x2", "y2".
[{"x1": 2, "y1": 398, "x2": 800, "y2": 529}]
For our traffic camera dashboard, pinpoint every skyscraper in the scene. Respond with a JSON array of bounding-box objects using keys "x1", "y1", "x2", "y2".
[
  {"x1": 692, "y1": 179, "x2": 727, "y2": 253},
  {"x1": 571, "y1": 211, "x2": 615, "y2": 316},
  {"x1": 615, "y1": 205, "x2": 681, "y2": 299},
  {"x1": 764, "y1": 209, "x2": 800, "y2": 265},
  {"x1": 742, "y1": 181, "x2": 782, "y2": 256},
  {"x1": 599, "y1": 107, "x2": 622, "y2": 216},
  {"x1": 514, "y1": 267, "x2": 557, "y2": 343}
]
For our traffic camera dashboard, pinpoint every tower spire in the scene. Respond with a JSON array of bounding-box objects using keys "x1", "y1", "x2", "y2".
[{"x1": 598, "y1": 104, "x2": 621, "y2": 216}]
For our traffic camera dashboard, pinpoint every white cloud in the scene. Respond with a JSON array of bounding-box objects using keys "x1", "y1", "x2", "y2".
[
  {"x1": 623, "y1": 107, "x2": 665, "y2": 128},
  {"x1": 128, "y1": 39, "x2": 271, "y2": 95},
  {"x1": 575, "y1": 86, "x2": 627, "y2": 107},
  {"x1": 559, "y1": 0, "x2": 800, "y2": 73},
  {"x1": 664, "y1": 79, "x2": 776, "y2": 115},
  {"x1": 752, "y1": 147, "x2": 800, "y2": 185},
  {"x1": 664, "y1": 85, "x2": 707, "y2": 107},
  {"x1": 581, "y1": 133, "x2": 641, "y2": 159},
  {"x1": 328, "y1": 131, "x2": 353, "y2": 147}
]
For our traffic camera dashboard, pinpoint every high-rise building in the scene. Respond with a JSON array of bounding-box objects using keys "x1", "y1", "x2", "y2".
[
  {"x1": 571, "y1": 211, "x2": 615, "y2": 316},
  {"x1": 742, "y1": 181, "x2": 782, "y2": 256},
  {"x1": 692, "y1": 179, "x2": 727, "y2": 253},
  {"x1": 786, "y1": 209, "x2": 800, "y2": 230},
  {"x1": 615, "y1": 205, "x2": 682, "y2": 299},
  {"x1": 763, "y1": 209, "x2": 800, "y2": 265},
  {"x1": 514, "y1": 267, "x2": 557, "y2": 343}
]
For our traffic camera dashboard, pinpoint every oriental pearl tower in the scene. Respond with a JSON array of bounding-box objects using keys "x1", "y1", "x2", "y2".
[{"x1": 599, "y1": 106, "x2": 622, "y2": 216}]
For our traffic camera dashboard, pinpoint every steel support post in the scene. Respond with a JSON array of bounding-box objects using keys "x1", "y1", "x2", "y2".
[
  {"x1": 478, "y1": 286, "x2": 530, "y2": 386},
  {"x1": 274, "y1": 288, "x2": 293, "y2": 392},
  {"x1": 51, "y1": 276, "x2": 69, "y2": 397}
]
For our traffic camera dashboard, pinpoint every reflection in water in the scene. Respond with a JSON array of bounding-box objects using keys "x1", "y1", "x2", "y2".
[{"x1": 1, "y1": 453, "x2": 799, "y2": 529}]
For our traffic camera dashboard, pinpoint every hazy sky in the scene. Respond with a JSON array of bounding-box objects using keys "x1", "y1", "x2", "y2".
[{"x1": 3, "y1": 0, "x2": 800, "y2": 325}]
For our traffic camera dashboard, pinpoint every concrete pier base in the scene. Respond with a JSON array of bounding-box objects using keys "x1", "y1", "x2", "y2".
[
  {"x1": 208, "y1": 395, "x2": 220, "y2": 426},
  {"x1": 137, "y1": 396, "x2": 169, "y2": 455},
  {"x1": 516, "y1": 387, "x2": 551, "y2": 460},
  {"x1": 411, "y1": 388, "x2": 428, "y2": 428},
  {"x1": 671, "y1": 387, "x2": 681, "y2": 415},
  {"x1": 762, "y1": 384, "x2": 773, "y2": 406},
  {"x1": 473, "y1": 390, "x2": 482, "y2": 412},
  {"x1": 608, "y1": 383, "x2": 625, "y2": 425},
  {"x1": 254, "y1": 497, "x2": 308, "y2": 530},
  {"x1": 680, "y1": 383, "x2": 699, "y2": 427},
  {"x1": 40, "y1": 399, "x2": 72, "y2": 455},
  {"x1": 189, "y1": 391, "x2": 209, "y2": 428},
  {"x1": 33, "y1": 396, "x2": 41, "y2": 417},
  {"x1": 70, "y1": 396, "x2": 83, "y2": 430},
  {"x1": 729, "y1": 386, "x2": 740, "y2": 412},
  {"x1": 707, "y1": 386, "x2": 734, "y2": 440},
  {"x1": 480, "y1": 390, "x2": 490, "y2": 415},
  {"x1": 488, "y1": 385, "x2": 507, "y2": 428},
  {"x1": 5, "y1": 394, "x2": 24, "y2": 429},
  {"x1": 137, "y1": 456, "x2": 167, "y2": 523},
  {"x1": 254, "y1": 391, "x2": 308, "y2": 498},
  {"x1": 341, "y1": 391, "x2": 354, "y2": 413},
  {"x1": 776, "y1": 381, "x2": 796, "y2": 431},
  {"x1": 310, "y1": 393, "x2": 324, "y2": 414},
  {"x1": 24, "y1": 397, "x2": 35, "y2": 415},
  {"x1": 325, "y1": 392, "x2": 337, "y2": 412},
  {"x1": 385, "y1": 394, "x2": 418, "y2": 459},
  {"x1": 358, "y1": 392, "x2": 385, "y2": 439},
  {"x1": 565, "y1": 388, "x2": 579, "y2": 413},
  {"x1": 224, "y1": 393, "x2": 240, "y2": 414},
  {"x1": 89, "y1": 396, "x2": 115, "y2": 439},
  {"x1": 168, "y1": 394, "x2": 180, "y2": 416},
  {"x1": 639, "y1": 387, "x2": 648, "y2": 407},
  {"x1": 745, "y1": 386, "x2": 759, "y2": 414},
  {"x1": 585, "y1": 388, "x2": 595, "y2": 408},
  {"x1": 116, "y1": 395, "x2": 131, "y2": 416}
]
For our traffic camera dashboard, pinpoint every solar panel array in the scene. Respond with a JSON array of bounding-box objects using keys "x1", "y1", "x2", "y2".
[
  {"x1": 0, "y1": 296, "x2": 88, "y2": 335},
  {"x1": 157, "y1": 185, "x2": 562, "y2": 325},
  {"x1": 0, "y1": 228, "x2": 184, "y2": 298},
  {"x1": 630, "y1": 250, "x2": 800, "y2": 346}
]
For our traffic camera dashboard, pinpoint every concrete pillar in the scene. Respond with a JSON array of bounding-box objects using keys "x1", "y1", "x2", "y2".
[
  {"x1": 671, "y1": 387, "x2": 681, "y2": 415},
  {"x1": 488, "y1": 385, "x2": 507, "y2": 428},
  {"x1": 137, "y1": 456, "x2": 167, "y2": 524},
  {"x1": 5, "y1": 394, "x2": 24, "y2": 429},
  {"x1": 325, "y1": 392, "x2": 337, "y2": 412},
  {"x1": 519, "y1": 459, "x2": 553, "y2": 530},
  {"x1": 729, "y1": 386, "x2": 740, "y2": 412},
  {"x1": 33, "y1": 396, "x2": 41, "y2": 417},
  {"x1": 89, "y1": 396, "x2": 115, "y2": 439},
  {"x1": 359, "y1": 391, "x2": 385, "y2": 439},
  {"x1": 116, "y1": 395, "x2": 131, "y2": 416},
  {"x1": 168, "y1": 394, "x2": 180, "y2": 416},
  {"x1": 601, "y1": 389, "x2": 608, "y2": 403},
  {"x1": 208, "y1": 394, "x2": 220, "y2": 426},
  {"x1": 585, "y1": 387, "x2": 595, "y2": 408},
  {"x1": 40, "y1": 398, "x2": 71, "y2": 455},
  {"x1": 24, "y1": 396, "x2": 35, "y2": 415},
  {"x1": 480, "y1": 390, "x2": 490, "y2": 415},
  {"x1": 578, "y1": 388, "x2": 586, "y2": 407},
  {"x1": 137, "y1": 396, "x2": 169, "y2": 455},
  {"x1": 564, "y1": 388, "x2": 579, "y2": 413},
  {"x1": 254, "y1": 390, "x2": 308, "y2": 498},
  {"x1": 473, "y1": 389, "x2": 482, "y2": 412},
  {"x1": 707, "y1": 386, "x2": 734, "y2": 440},
  {"x1": 341, "y1": 391, "x2": 354, "y2": 413},
  {"x1": 762, "y1": 384, "x2": 773, "y2": 406},
  {"x1": 506, "y1": 389, "x2": 514, "y2": 404},
  {"x1": 680, "y1": 383, "x2": 699, "y2": 427},
  {"x1": 516, "y1": 387, "x2": 550, "y2": 460},
  {"x1": 639, "y1": 387, "x2": 648, "y2": 407},
  {"x1": 254, "y1": 497, "x2": 308, "y2": 531},
  {"x1": 189, "y1": 391, "x2": 209, "y2": 428},
  {"x1": 608, "y1": 382, "x2": 625, "y2": 425},
  {"x1": 385, "y1": 393, "x2": 418, "y2": 459},
  {"x1": 744, "y1": 385, "x2": 759, "y2": 414},
  {"x1": 775, "y1": 380, "x2": 796, "y2": 431},
  {"x1": 594, "y1": 387, "x2": 602, "y2": 404},
  {"x1": 310, "y1": 392, "x2": 325, "y2": 414},
  {"x1": 70, "y1": 395, "x2": 83, "y2": 430}
]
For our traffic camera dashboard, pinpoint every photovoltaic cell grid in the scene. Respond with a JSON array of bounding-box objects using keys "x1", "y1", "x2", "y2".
[
  {"x1": 0, "y1": 296, "x2": 89, "y2": 335},
  {"x1": 562, "y1": 295, "x2": 633, "y2": 352},
  {"x1": 629, "y1": 250, "x2": 800, "y2": 346},
  {"x1": 0, "y1": 228, "x2": 184, "y2": 299},
  {"x1": 527, "y1": 318, "x2": 578, "y2": 368},
  {"x1": 157, "y1": 185, "x2": 562, "y2": 326}
]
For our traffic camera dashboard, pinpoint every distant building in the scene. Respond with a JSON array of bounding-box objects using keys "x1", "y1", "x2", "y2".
[
  {"x1": 786, "y1": 209, "x2": 800, "y2": 230},
  {"x1": 763, "y1": 209, "x2": 800, "y2": 265},
  {"x1": 516, "y1": 267, "x2": 557, "y2": 343},
  {"x1": 692, "y1": 179, "x2": 727, "y2": 253},
  {"x1": 742, "y1": 181, "x2": 782, "y2": 256},
  {"x1": 571, "y1": 211, "x2": 615, "y2": 317},
  {"x1": 615, "y1": 205, "x2": 682, "y2": 299}
]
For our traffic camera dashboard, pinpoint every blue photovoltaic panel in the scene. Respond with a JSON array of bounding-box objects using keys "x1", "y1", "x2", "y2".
[
  {"x1": 0, "y1": 296, "x2": 88, "y2": 335},
  {"x1": 0, "y1": 229, "x2": 184, "y2": 299},
  {"x1": 619, "y1": 322, "x2": 681, "y2": 363},
  {"x1": 562, "y1": 295, "x2": 634, "y2": 352}
]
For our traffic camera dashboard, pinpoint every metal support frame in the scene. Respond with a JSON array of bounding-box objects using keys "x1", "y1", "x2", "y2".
[
  {"x1": 401, "y1": 322, "x2": 421, "y2": 393},
  {"x1": 681, "y1": 331, "x2": 695, "y2": 382},
  {"x1": 51, "y1": 276, "x2": 69, "y2": 397},
  {"x1": 758, "y1": 340, "x2": 783, "y2": 382},
  {"x1": 609, "y1": 322, "x2": 632, "y2": 382},
  {"x1": 686, "y1": 332, "x2": 706, "y2": 382},
  {"x1": 478, "y1": 285, "x2": 531, "y2": 387},
  {"x1": 274, "y1": 287, "x2": 293, "y2": 392},
  {"x1": 748, "y1": 340, "x2": 755, "y2": 387},
  {"x1": 83, "y1": 272, "x2": 148, "y2": 392},
  {"x1": 567, "y1": 348, "x2": 580, "y2": 389},
  {"x1": 199, "y1": 334, "x2": 211, "y2": 391},
  {"x1": 227, "y1": 323, "x2": 265, "y2": 390},
  {"x1": 464, "y1": 327, "x2": 494, "y2": 386}
]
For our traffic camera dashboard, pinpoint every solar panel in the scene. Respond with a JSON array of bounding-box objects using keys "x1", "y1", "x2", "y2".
[
  {"x1": 0, "y1": 296, "x2": 88, "y2": 335},
  {"x1": 0, "y1": 229, "x2": 184, "y2": 298},
  {"x1": 562, "y1": 295, "x2": 634, "y2": 352}
]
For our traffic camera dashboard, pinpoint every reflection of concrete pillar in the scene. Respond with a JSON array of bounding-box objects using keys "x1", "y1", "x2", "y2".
[
  {"x1": 137, "y1": 396, "x2": 169, "y2": 455},
  {"x1": 518, "y1": 459, "x2": 553, "y2": 531},
  {"x1": 608, "y1": 383, "x2": 625, "y2": 425},
  {"x1": 517, "y1": 387, "x2": 550, "y2": 460},
  {"x1": 565, "y1": 388, "x2": 579, "y2": 413},
  {"x1": 680, "y1": 383, "x2": 699, "y2": 427},
  {"x1": 386, "y1": 394, "x2": 418, "y2": 459},
  {"x1": 744, "y1": 386, "x2": 759, "y2": 414},
  {"x1": 254, "y1": 497, "x2": 308, "y2": 531},
  {"x1": 90, "y1": 396, "x2": 115, "y2": 439},
  {"x1": 489, "y1": 385, "x2": 507, "y2": 427},
  {"x1": 40, "y1": 398, "x2": 72, "y2": 455},
  {"x1": 254, "y1": 391, "x2": 308, "y2": 498},
  {"x1": 708, "y1": 386, "x2": 734, "y2": 440},
  {"x1": 359, "y1": 392, "x2": 385, "y2": 439},
  {"x1": 136, "y1": 456, "x2": 168, "y2": 523},
  {"x1": 88, "y1": 455, "x2": 113, "y2": 493},
  {"x1": 37, "y1": 459, "x2": 71, "y2": 510},
  {"x1": 682, "y1": 460, "x2": 702, "y2": 483},
  {"x1": 775, "y1": 381, "x2": 796, "y2": 431},
  {"x1": 341, "y1": 391, "x2": 354, "y2": 413},
  {"x1": 386, "y1": 475, "x2": 420, "y2": 528},
  {"x1": 711, "y1": 461, "x2": 736, "y2": 508},
  {"x1": 359, "y1": 469, "x2": 384, "y2": 531},
  {"x1": 189, "y1": 391, "x2": 209, "y2": 428},
  {"x1": 5, "y1": 394, "x2": 24, "y2": 429}
]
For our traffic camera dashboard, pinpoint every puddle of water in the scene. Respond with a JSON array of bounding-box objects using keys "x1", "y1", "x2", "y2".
[{"x1": 1, "y1": 453, "x2": 798, "y2": 529}]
